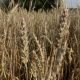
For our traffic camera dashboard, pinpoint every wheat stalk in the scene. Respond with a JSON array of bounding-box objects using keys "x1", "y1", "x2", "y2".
[
  {"x1": 32, "y1": 33, "x2": 46, "y2": 80},
  {"x1": 53, "y1": 6, "x2": 70, "y2": 80},
  {"x1": 0, "y1": 12, "x2": 8, "y2": 79},
  {"x1": 16, "y1": 17, "x2": 29, "y2": 80}
]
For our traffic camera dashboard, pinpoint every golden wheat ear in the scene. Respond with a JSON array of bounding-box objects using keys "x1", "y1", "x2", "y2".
[
  {"x1": 16, "y1": 17, "x2": 29, "y2": 80},
  {"x1": 53, "y1": 6, "x2": 70, "y2": 80}
]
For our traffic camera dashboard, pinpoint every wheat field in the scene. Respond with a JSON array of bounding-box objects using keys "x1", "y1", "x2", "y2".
[{"x1": 0, "y1": 6, "x2": 80, "y2": 80}]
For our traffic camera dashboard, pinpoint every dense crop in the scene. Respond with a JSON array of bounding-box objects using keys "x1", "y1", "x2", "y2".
[{"x1": 0, "y1": 6, "x2": 80, "y2": 80}]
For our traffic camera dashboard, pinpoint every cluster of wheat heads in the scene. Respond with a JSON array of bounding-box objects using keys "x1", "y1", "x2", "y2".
[{"x1": 0, "y1": 4, "x2": 80, "y2": 80}]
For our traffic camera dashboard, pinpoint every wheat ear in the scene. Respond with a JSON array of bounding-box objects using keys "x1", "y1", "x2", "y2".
[
  {"x1": 17, "y1": 18, "x2": 29, "y2": 80},
  {"x1": 53, "y1": 6, "x2": 70, "y2": 80}
]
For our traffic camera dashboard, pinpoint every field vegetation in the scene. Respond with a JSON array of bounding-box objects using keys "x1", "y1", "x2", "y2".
[{"x1": 0, "y1": 5, "x2": 80, "y2": 80}]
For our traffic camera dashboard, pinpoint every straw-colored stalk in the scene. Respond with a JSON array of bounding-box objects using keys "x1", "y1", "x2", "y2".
[
  {"x1": 53, "y1": 6, "x2": 70, "y2": 80},
  {"x1": 0, "y1": 13, "x2": 8, "y2": 79},
  {"x1": 1, "y1": 29, "x2": 7, "y2": 79},
  {"x1": 17, "y1": 18, "x2": 29, "y2": 80}
]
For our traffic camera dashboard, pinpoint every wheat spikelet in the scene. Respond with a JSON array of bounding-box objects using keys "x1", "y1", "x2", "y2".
[
  {"x1": 33, "y1": 33, "x2": 45, "y2": 63},
  {"x1": 16, "y1": 17, "x2": 29, "y2": 80},
  {"x1": 29, "y1": 50, "x2": 42, "y2": 80},
  {"x1": 32, "y1": 33, "x2": 46, "y2": 80},
  {"x1": 53, "y1": 6, "x2": 70, "y2": 80}
]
